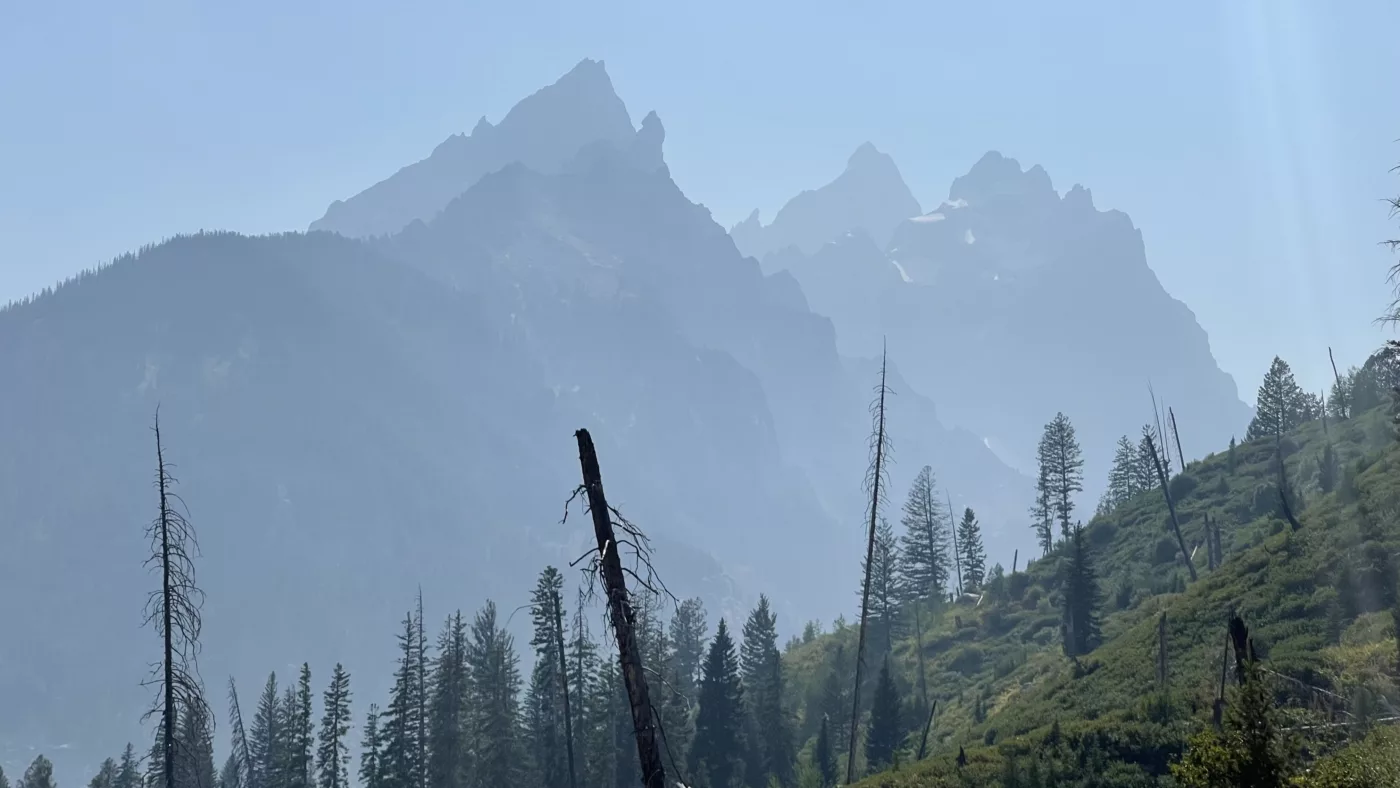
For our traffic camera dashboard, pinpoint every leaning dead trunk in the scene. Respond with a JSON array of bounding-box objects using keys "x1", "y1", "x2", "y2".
[
  {"x1": 573, "y1": 429, "x2": 666, "y2": 788},
  {"x1": 552, "y1": 589, "x2": 578, "y2": 788},
  {"x1": 1144, "y1": 432, "x2": 1197, "y2": 582},
  {"x1": 1169, "y1": 407, "x2": 1186, "y2": 473},
  {"x1": 847, "y1": 346, "x2": 892, "y2": 785},
  {"x1": 946, "y1": 493, "x2": 963, "y2": 598},
  {"x1": 227, "y1": 678, "x2": 254, "y2": 788},
  {"x1": 916, "y1": 701, "x2": 938, "y2": 761}
]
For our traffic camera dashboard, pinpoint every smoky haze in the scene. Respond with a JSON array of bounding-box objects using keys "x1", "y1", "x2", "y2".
[{"x1": 3, "y1": 5, "x2": 1400, "y2": 788}]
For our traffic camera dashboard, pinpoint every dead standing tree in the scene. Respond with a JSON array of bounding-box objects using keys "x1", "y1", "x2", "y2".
[
  {"x1": 552, "y1": 589, "x2": 579, "y2": 788},
  {"x1": 143, "y1": 410, "x2": 212, "y2": 788},
  {"x1": 227, "y1": 677, "x2": 254, "y2": 788},
  {"x1": 847, "y1": 345, "x2": 893, "y2": 785},
  {"x1": 568, "y1": 428, "x2": 668, "y2": 788},
  {"x1": 1143, "y1": 431, "x2": 1197, "y2": 582}
]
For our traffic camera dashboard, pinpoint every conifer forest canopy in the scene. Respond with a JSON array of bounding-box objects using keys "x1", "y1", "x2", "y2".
[{"x1": 3, "y1": 11, "x2": 1400, "y2": 788}]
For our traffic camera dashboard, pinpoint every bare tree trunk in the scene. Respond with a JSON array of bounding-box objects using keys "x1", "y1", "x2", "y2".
[
  {"x1": 552, "y1": 590, "x2": 578, "y2": 788},
  {"x1": 1169, "y1": 407, "x2": 1186, "y2": 472},
  {"x1": 946, "y1": 493, "x2": 963, "y2": 598},
  {"x1": 1144, "y1": 432, "x2": 1197, "y2": 581},
  {"x1": 1011, "y1": 549, "x2": 1018, "y2": 575},
  {"x1": 1213, "y1": 626, "x2": 1229, "y2": 730},
  {"x1": 573, "y1": 429, "x2": 667, "y2": 788},
  {"x1": 228, "y1": 678, "x2": 254, "y2": 788},
  {"x1": 1329, "y1": 346, "x2": 1344, "y2": 418},
  {"x1": 847, "y1": 346, "x2": 891, "y2": 786},
  {"x1": 916, "y1": 701, "x2": 937, "y2": 762}
]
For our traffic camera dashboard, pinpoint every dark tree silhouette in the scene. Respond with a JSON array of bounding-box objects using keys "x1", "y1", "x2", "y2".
[{"x1": 142, "y1": 411, "x2": 211, "y2": 788}]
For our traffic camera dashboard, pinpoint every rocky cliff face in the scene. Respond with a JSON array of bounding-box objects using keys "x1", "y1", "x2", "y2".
[{"x1": 755, "y1": 149, "x2": 1252, "y2": 510}]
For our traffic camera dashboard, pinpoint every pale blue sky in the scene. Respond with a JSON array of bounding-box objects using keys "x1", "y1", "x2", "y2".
[{"x1": 2, "y1": 0, "x2": 1397, "y2": 398}]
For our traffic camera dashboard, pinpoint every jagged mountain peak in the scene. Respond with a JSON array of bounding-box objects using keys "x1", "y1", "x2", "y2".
[
  {"x1": 729, "y1": 142, "x2": 922, "y2": 261},
  {"x1": 948, "y1": 150, "x2": 1057, "y2": 205},
  {"x1": 310, "y1": 58, "x2": 638, "y2": 239}
]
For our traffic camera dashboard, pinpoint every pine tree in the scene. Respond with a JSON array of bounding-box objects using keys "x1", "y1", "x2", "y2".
[
  {"x1": 89, "y1": 760, "x2": 118, "y2": 788},
  {"x1": 816, "y1": 644, "x2": 853, "y2": 774},
  {"x1": 1136, "y1": 425, "x2": 1164, "y2": 494},
  {"x1": 1247, "y1": 357, "x2": 1310, "y2": 440},
  {"x1": 427, "y1": 613, "x2": 469, "y2": 788},
  {"x1": 1106, "y1": 435, "x2": 1140, "y2": 509},
  {"x1": 525, "y1": 568, "x2": 569, "y2": 788},
  {"x1": 115, "y1": 745, "x2": 141, "y2": 788},
  {"x1": 179, "y1": 699, "x2": 217, "y2": 788},
  {"x1": 669, "y1": 598, "x2": 708, "y2": 706},
  {"x1": 898, "y1": 466, "x2": 950, "y2": 600},
  {"x1": 289, "y1": 665, "x2": 314, "y2": 788},
  {"x1": 1060, "y1": 526, "x2": 1102, "y2": 657},
  {"x1": 412, "y1": 594, "x2": 428, "y2": 788},
  {"x1": 1031, "y1": 458, "x2": 1054, "y2": 557},
  {"x1": 357, "y1": 706, "x2": 383, "y2": 788},
  {"x1": 956, "y1": 508, "x2": 986, "y2": 591},
  {"x1": 864, "y1": 657, "x2": 902, "y2": 775},
  {"x1": 464, "y1": 600, "x2": 523, "y2": 788},
  {"x1": 315, "y1": 664, "x2": 352, "y2": 788},
  {"x1": 1329, "y1": 372, "x2": 1354, "y2": 419},
  {"x1": 219, "y1": 755, "x2": 241, "y2": 788},
  {"x1": 1039, "y1": 413, "x2": 1085, "y2": 541},
  {"x1": 1227, "y1": 436, "x2": 1238, "y2": 472},
  {"x1": 18, "y1": 757, "x2": 54, "y2": 788},
  {"x1": 859, "y1": 518, "x2": 903, "y2": 657},
  {"x1": 249, "y1": 675, "x2": 283, "y2": 788},
  {"x1": 813, "y1": 715, "x2": 836, "y2": 788},
  {"x1": 689, "y1": 619, "x2": 746, "y2": 788},
  {"x1": 382, "y1": 614, "x2": 424, "y2": 788},
  {"x1": 740, "y1": 595, "x2": 794, "y2": 787},
  {"x1": 0, "y1": 765, "x2": 8, "y2": 788}
]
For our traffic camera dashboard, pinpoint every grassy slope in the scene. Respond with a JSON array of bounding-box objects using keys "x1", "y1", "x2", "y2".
[{"x1": 779, "y1": 404, "x2": 1400, "y2": 786}]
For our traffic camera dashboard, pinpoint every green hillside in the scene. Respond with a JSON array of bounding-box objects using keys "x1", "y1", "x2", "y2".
[{"x1": 782, "y1": 388, "x2": 1400, "y2": 786}]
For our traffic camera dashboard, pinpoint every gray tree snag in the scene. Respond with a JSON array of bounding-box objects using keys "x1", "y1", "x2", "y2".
[
  {"x1": 1169, "y1": 407, "x2": 1186, "y2": 472},
  {"x1": 1143, "y1": 431, "x2": 1197, "y2": 582},
  {"x1": 946, "y1": 493, "x2": 963, "y2": 598},
  {"x1": 227, "y1": 678, "x2": 254, "y2": 788},
  {"x1": 143, "y1": 410, "x2": 211, "y2": 788},
  {"x1": 847, "y1": 344, "x2": 892, "y2": 786},
  {"x1": 570, "y1": 429, "x2": 667, "y2": 788},
  {"x1": 551, "y1": 589, "x2": 578, "y2": 788}
]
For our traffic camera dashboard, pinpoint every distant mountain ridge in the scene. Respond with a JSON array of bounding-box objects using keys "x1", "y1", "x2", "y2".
[
  {"x1": 748, "y1": 148, "x2": 1251, "y2": 504},
  {"x1": 310, "y1": 58, "x2": 639, "y2": 239},
  {"x1": 0, "y1": 60, "x2": 1028, "y2": 782},
  {"x1": 730, "y1": 141, "x2": 922, "y2": 260}
]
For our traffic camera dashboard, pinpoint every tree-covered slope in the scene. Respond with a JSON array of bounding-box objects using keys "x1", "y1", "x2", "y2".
[{"x1": 782, "y1": 388, "x2": 1400, "y2": 786}]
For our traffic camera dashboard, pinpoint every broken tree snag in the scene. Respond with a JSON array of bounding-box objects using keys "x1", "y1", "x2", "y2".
[
  {"x1": 572, "y1": 429, "x2": 667, "y2": 788},
  {"x1": 847, "y1": 343, "x2": 893, "y2": 786},
  {"x1": 552, "y1": 589, "x2": 579, "y2": 788},
  {"x1": 1144, "y1": 432, "x2": 1197, "y2": 581},
  {"x1": 1169, "y1": 407, "x2": 1186, "y2": 472},
  {"x1": 1213, "y1": 626, "x2": 1230, "y2": 730},
  {"x1": 917, "y1": 700, "x2": 938, "y2": 761},
  {"x1": 1329, "y1": 347, "x2": 1345, "y2": 418}
]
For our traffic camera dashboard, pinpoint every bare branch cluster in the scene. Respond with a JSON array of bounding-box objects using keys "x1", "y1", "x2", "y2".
[
  {"x1": 562, "y1": 485, "x2": 677, "y2": 624},
  {"x1": 141, "y1": 411, "x2": 212, "y2": 788}
]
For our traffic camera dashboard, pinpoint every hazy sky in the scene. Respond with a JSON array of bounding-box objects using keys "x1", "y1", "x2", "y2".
[{"x1": 3, "y1": 0, "x2": 1397, "y2": 399}]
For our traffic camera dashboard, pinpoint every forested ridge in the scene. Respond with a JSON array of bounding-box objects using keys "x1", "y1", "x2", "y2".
[{"x1": 6, "y1": 339, "x2": 1400, "y2": 788}]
